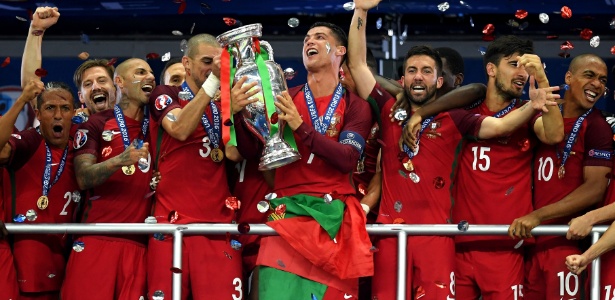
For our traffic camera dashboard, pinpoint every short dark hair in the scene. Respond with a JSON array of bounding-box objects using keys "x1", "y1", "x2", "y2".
[
  {"x1": 309, "y1": 22, "x2": 348, "y2": 64},
  {"x1": 37, "y1": 81, "x2": 74, "y2": 109},
  {"x1": 435, "y1": 47, "x2": 464, "y2": 75},
  {"x1": 73, "y1": 59, "x2": 114, "y2": 88},
  {"x1": 403, "y1": 45, "x2": 443, "y2": 76},
  {"x1": 160, "y1": 57, "x2": 183, "y2": 85},
  {"x1": 483, "y1": 35, "x2": 533, "y2": 70}
]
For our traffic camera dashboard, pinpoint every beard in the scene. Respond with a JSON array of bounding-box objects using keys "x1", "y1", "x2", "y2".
[
  {"x1": 404, "y1": 84, "x2": 438, "y2": 106},
  {"x1": 495, "y1": 76, "x2": 524, "y2": 100}
]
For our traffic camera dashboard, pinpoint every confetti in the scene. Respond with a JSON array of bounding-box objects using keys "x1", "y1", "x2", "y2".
[
  {"x1": 288, "y1": 17, "x2": 299, "y2": 28},
  {"x1": 515, "y1": 9, "x2": 528, "y2": 19},
  {"x1": 270, "y1": 112, "x2": 278, "y2": 124},
  {"x1": 35, "y1": 68, "x2": 48, "y2": 78},
  {"x1": 539, "y1": 13, "x2": 549, "y2": 24},
  {"x1": 177, "y1": 1, "x2": 187, "y2": 14},
  {"x1": 78, "y1": 52, "x2": 90, "y2": 60},
  {"x1": 560, "y1": 41, "x2": 574, "y2": 51},
  {"x1": 146, "y1": 52, "x2": 160, "y2": 60},
  {"x1": 437, "y1": 2, "x2": 449, "y2": 12},
  {"x1": 1, "y1": 57, "x2": 10, "y2": 68},
  {"x1": 172, "y1": 30, "x2": 183, "y2": 36},
  {"x1": 223, "y1": 17, "x2": 237, "y2": 26},
  {"x1": 580, "y1": 28, "x2": 593, "y2": 40},
  {"x1": 16, "y1": 16, "x2": 27, "y2": 22},
  {"x1": 107, "y1": 58, "x2": 117, "y2": 66},
  {"x1": 590, "y1": 36, "x2": 600, "y2": 48},
  {"x1": 161, "y1": 52, "x2": 171, "y2": 62},
  {"x1": 283, "y1": 67, "x2": 296, "y2": 80},
  {"x1": 343, "y1": 2, "x2": 355, "y2": 11},
  {"x1": 560, "y1": 6, "x2": 572, "y2": 19}
]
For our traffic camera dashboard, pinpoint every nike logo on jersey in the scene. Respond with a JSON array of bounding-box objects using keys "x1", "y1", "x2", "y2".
[{"x1": 344, "y1": 294, "x2": 352, "y2": 299}]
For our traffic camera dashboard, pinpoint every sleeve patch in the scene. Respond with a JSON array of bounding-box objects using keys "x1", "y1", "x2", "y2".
[
  {"x1": 588, "y1": 149, "x2": 612, "y2": 160},
  {"x1": 155, "y1": 94, "x2": 173, "y2": 111},
  {"x1": 73, "y1": 129, "x2": 88, "y2": 149},
  {"x1": 339, "y1": 130, "x2": 365, "y2": 153}
]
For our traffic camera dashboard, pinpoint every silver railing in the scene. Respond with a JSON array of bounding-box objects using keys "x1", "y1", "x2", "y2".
[{"x1": 5, "y1": 223, "x2": 609, "y2": 300}]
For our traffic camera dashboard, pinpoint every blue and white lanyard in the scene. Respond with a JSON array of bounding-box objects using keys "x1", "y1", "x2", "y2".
[
  {"x1": 41, "y1": 143, "x2": 68, "y2": 196},
  {"x1": 304, "y1": 83, "x2": 344, "y2": 135},
  {"x1": 113, "y1": 104, "x2": 150, "y2": 149}
]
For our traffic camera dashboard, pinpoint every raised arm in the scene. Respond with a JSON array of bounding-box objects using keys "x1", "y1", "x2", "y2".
[
  {"x1": 0, "y1": 80, "x2": 44, "y2": 164},
  {"x1": 518, "y1": 54, "x2": 565, "y2": 145},
  {"x1": 21, "y1": 7, "x2": 59, "y2": 91},
  {"x1": 347, "y1": 0, "x2": 382, "y2": 100}
]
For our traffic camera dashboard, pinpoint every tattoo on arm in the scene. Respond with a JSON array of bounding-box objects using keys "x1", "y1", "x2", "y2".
[
  {"x1": 74, "y1": 153, "x2": 124, "y2": 190},
  {"x1": 357, "y1": 17, "x2": 363, "y2": 30}
]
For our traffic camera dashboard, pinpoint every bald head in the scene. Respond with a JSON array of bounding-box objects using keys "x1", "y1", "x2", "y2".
[
  {"x1": 115, "y1": 58, "x2": 146, "y2": 79},
  {"x1": 186, "y1": 34, "x2": 220, "y2": 59},
  {"x1": 568, "y1": 54, "x2": 606, "y2": 74}
]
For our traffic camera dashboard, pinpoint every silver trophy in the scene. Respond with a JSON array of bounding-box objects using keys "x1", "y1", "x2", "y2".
[{"x1": 217, "y1": 24, "x2": 301, "y2": 170}]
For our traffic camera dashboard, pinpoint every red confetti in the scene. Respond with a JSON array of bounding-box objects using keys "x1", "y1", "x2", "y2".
[
  {"x1": 102, "y1": 146, "x2": 112, "y2": 157},
  {"x1": 168, "y1": 210, "x2": 179, "y2": 223},
  {"x1": 1, "y1": 57, "x2": 10, "y2": 68},
  {"x1": 225, "y1": 197, "x2": 241, "y2": 211},
  {"x1": 35, "y1": 68, "x2": 48, "y2": 78},
  {"x1": 515, "y1": 10, "x2": 528, "y2": 19},
  {"x1": 107, "y1": 58, "x2": 117, "y2": 66},
  {"x1": 561, "y1": 41, "x2": 574, "y2": 51},
  {"x1": 415, "y1": 286, "x2": 426, "y2": 300},
  {"x1": 561, "y1": 6, "x2": 572, "y2": 19},
  {"x1": 546, "y1": 35, "x2": 559, "y2": 40},
  {"x1": 223, "y1": 119, "x2": 233, "y2": 126},
  {"x1": 358, "y1": 183, "x2": 367, "y2": 195},
  {"x1": 146, "y1": 52, "x2": 160, "y2": 60},
  {"x1": 275, "y1": 204, "x2": 286, "y2": 215},
  {"x1": 177, "y1": 1, "x2": 187, "y2": 14},
  {"x1": 331, "y1": 190, "x2": 340, "y2": 200},
  {"x1": 580, "y1": 29, "x2": 593, "y2": 40},
  {"x1": 393, "y1": 218, "x2": 405, "y2": 224},
  {"x1": 482, "y1": 24, "x2": 495, "y2": 35},
  {"x1": 433, "y1": 177, "x2": 445, "y2": 189},
  {"x1": 170, "y1": 267, "x2": 183, "y2": 273},
  {"x1": 237, "y1": 222, "x2": 250, "y2": 234},
  {"x1": 519, "y1": 138, "x2": 530, "y2": 152},
  {"x1": 270, "y1": 112, "x2": 278, "y2": 124},
  {"x1": 223, "y1": 17, "x2": 237, "y2": 26},
  {"x1": 482, "y1": 34, "x2": 495, "y2": 42},
  {"x1": 611, "y1": 45, "x2": 615, "y2": 55},
  {"x1": 559, "y1": 52, "x2": 571, "y2": 59}
]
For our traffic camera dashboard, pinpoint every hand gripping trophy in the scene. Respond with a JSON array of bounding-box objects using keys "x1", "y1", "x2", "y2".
[{"x1": 217, "y1": 23, "x2": 301, "y2": 170}]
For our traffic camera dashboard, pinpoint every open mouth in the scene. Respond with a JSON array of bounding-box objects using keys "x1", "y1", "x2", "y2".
[
  {"x1": 93, "y1": 93, "x2": 107, "y2": 104},
  {"x1": 585, "y1": 89, "x2": 598, "y2": 102},
  {"x1": 142, "y1": 84, "x2": 153, "y2": 93},
  {"x1": 306, "y1": 49, "x2": 318, "y2": 57},
  {"x1": 513, "y1": 80, "x2": 525, "y2": 88},
  {"x1": 52, "y1": 125, "x2": 63, "y2": 138},
  {"x1": 412, "y1": 85, "x2": 426, "y2": 92}
]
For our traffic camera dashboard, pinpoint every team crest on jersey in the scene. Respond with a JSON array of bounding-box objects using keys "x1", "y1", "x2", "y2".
[
  {"x1": 101, "y1": 146, "x2": 113, "y2": 158},
  {"x1": 425, "y1": 121, "x2": 442, "y2": 139},
  {"x1": 326, "y1": 113, "x2": 342, "y2": 138},
  {"x1": 10, "y1": 133, "x2": 21, "y2": 139},
  {"x1": 155, "y1": 94, "x2": 173, "y2": 111},
  {"x1": 73, "y1": 129, "x2": 88, "y2": 149}
]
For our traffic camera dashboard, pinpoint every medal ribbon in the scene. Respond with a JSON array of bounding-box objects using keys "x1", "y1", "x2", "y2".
[
  {"x1": 557, "y1": 105, "x2": 592, "y2": 170},
  {"x1": 304, "y1": 83, "x2": 344, "y2": 135},
  {"x1": 492, "y1": 99, "x2": 517, "y2": 118},
  {"x1": 201, "y1": 102, "x2": 222, "y2": 149},
  {"x1": 402, "y1": 115, "x2": 434, "y2": 159},
  {"x1": 113, "y1": 104, "x2": 149, "y2": 150},
  {"x1": 41, "y1": 143, "x2": 68, "y2": 196}
]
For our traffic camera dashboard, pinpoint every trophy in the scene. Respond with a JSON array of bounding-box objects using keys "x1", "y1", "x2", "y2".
[{"x1": 217, "y1": 24, "x2": 301, "y2": 170}]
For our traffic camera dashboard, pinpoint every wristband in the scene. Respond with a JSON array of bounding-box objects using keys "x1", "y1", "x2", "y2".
[
  {"x1": 201, "y1": 73, "x2": 220, "y2": 99},
  {"x1": 360, "y1": 203, "x2": 370, "y2": 215}
]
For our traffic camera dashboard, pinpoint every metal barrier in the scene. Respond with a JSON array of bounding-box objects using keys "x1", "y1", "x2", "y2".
[{"x1": 5, "y1": 223, "x2": 609, "y2": 300}]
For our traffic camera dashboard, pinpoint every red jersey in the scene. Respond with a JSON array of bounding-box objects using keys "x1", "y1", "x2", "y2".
[
  {"x1": 369, "y1": 84, "x2": 486, "y2": 224},
  {"x1": 599, "y1": 110, "x2": 615, "y2": 209},
  {"x1": 453, "y1": 100, "x2": 536, "y2": 247},
  {"x1": 533, "y1": 109, "x2": 612, "y2": 244},
  {"x1": 233, "y1": 158, "x2": 271, "y2": 224},
  {"x1": 3, "y1": 127, "x2": 79, "y2": 292},
  {"x1": 352, "y1": 122, "x2": 380, "y2": 198},
  {"x1": 272, "y1": 85, "x2": 372, "y2": 197},
  {"x1": 149, "y1": 85, "x2": 233, "y2": 224},
  {"x1": 74, "y1": 109, "x2": 151, "y2": 225}
]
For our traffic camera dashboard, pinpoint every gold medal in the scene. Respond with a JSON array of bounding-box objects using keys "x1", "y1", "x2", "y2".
[
  {"x1": 122, "y1": 165, "x2": 135, "y2": 176},
  {"x1": 558, "y1": 166, "x2": 565, "y2": 179},
  {"x1": 37, "y1": 195, "x2": 49, "y2": 210},
  {"x1": 403, "y1": 159, "x2": 414, "y2": 172},
  {"x1": 210, "y1": 148, "x2": 224, "y2": 163}
]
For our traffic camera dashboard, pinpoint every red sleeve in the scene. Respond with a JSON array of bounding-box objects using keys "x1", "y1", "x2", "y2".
[
  {"x1": 294, "y1": 92, "x2": 373, "y2": 173},
  {"x1": 583, "y1": 113, "x2": 614, "y2": 168},
  {"x1": 148, "y1": 85, "x2": 182, "y2": 124},
  {"x1": 6, "y1": 128, "x2": 41, "y2": 170},
  {"x1": 74, "y1": 112, "x2": 107, "y2": 158},
  {"x1": 234, "y1": 113, "x2": 263, "y2": 160},
  {"x1": 447, "y1": 109, "x2": 487, "y2": 137},
  {"x1": 369, "y1": 83, "x2": 394, "y2": 112}
]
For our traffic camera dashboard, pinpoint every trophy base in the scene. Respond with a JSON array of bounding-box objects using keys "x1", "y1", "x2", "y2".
[{"x1": 259, "y1": 138, "x2": 301, "y2": 171}]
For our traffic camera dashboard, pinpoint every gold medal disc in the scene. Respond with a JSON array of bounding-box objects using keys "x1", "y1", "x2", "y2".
[
  {"x1": 37, "y1": 195, "x2": 49, "y2": 210},
  {"x1": 122, "y1": 165, "x2": 136, "y2": 176},
  {"x1": 210, "y1": 148, "x2": 224, "y2": 163}
]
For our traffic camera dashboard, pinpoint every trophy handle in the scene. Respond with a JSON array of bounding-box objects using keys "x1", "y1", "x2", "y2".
[{"x1": 259, "y1": 41, "x2": 275, "y2": 61}]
